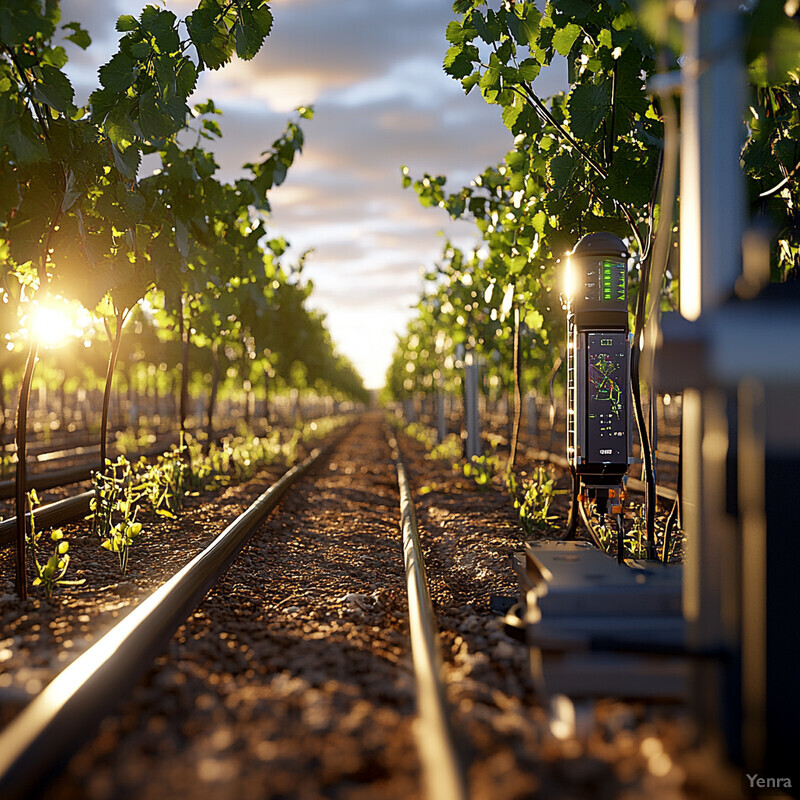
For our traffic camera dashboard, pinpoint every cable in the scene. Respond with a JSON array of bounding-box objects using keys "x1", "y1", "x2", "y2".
[
  {"x1": 629, "y1": 69, "x2": 681, "y2": 561},
  {"x1": 562, "y1": 466, "x2": 580, "y2": 540},
  {"x1": 661, "y1": 411, "x2": 683, "y2": 563},
  {"x1": 577, "y1": 498, "x2": 606, "y2": 551},
  {"x1": 630, "y1": 343, "x2": 657, "y2": 559}
]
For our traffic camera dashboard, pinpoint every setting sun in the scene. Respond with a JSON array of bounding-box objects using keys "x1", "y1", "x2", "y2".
[{"x1": 27, "y1": 301, "x2": 83, "y2": 348}]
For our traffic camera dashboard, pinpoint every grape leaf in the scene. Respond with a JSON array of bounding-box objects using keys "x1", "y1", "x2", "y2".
[
  {"x1": 32, "y1": 65, "x2": 74, "y2": 112},
  {"x1": 552, "y1": 23, "x2": 581, "y2": 56},
  {"x1": 99, "y1": 52, "x2": 137, "y2": 93},
  {"x1": 116, "y1": 15, "x2": 138, "y2": 32},
  {"x1": 567, "y1": 82, "x2": 609, "y2": 139},
  {"x1": 63, "y1": 21, "x2": 91, "y2": 49},
  {"x1": 138, "y1": 88, "x2": 174, "y2": 140},
  {"x1": 444, "y1": 45, "x2": 477, "y2": 79},
  {"x1": 112, "y1": 142, "x2": 141, "y2": 180}
]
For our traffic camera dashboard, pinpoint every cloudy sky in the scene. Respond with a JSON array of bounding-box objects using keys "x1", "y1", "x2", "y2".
[{"x1": 59, "y1": 0, "x2": 565, "y2": 388}]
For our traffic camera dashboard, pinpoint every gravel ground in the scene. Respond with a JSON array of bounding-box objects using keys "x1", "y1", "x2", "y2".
[
  {"x1": 1, "y1": 412, "x2": 738, "y2": 799},
  {"x1": 36, "y1": 413, "x2": 420, "y2": 800}
]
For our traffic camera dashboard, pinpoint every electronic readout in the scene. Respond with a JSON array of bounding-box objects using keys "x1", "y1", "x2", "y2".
[
  {"x1": 579, "y1": 259, "x2": 626, "y2": 305},
  {"x1": 585, "y1": 331, "x2": 628, "y2": 463}
]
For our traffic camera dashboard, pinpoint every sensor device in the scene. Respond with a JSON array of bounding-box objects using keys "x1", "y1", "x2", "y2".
[{"x1": 565, "y1": 232, "x2": 631, "y2": 506}]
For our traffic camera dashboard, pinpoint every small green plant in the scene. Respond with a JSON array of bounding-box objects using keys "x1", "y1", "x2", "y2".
[
  {"x1": 507, "y1": 466, "x2": 564, "y2": 535},
  {"x1": 89, "y1": 455, "x2": 146, "y2": 540},
  {"x1": 428, "y1": 433, "x2": 462, "y2": 463},
  {"x1": 89, "y1": 456, "x2": 149, "y2": 575},
  {"x1": 27, "y1": 490, "x2": 85, "y2": 598},
  {"x1": 139, "y1": 448, "x2": 188, "y2": 517},
  {"x1": 113, "y1": 427, "x2": 154, "y2": 455},
  {"x1": 101, "y1": 515, "x2": 143, "y2": 575},
  {"x1": 89, "y1": 468, "x2": 119, "y2": 542},
  {"x1": 0, "y1": 451, "x2": 15, "y2": 480},
  {"x1": 87, "y1": 421, "x2": 330, "y2": 574},
  {"x1": 404, "y1": 421, "x2": 438, "y2": 450},
  {"x1": 626, "y1": 503, "x2": 648, "y2": 560},
  {"x1": 463, "y1": 453, "x2": 501, "y2": 488}
]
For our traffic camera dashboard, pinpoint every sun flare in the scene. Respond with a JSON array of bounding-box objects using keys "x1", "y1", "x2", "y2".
[{"x1": 28, "y1": 302, "x2": 82, "y2": 348}]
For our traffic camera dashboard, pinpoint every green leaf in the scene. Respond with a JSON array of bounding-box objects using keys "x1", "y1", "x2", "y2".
[
  {"x1": 505, "y1": 5, "x2": 541, "y2": 47},
  {"x1": 773, "y1": 137, "x2": 799, "y2": 170},
  {"x1": 614, "y1": 48, "x2": 649, "y2": 116},
  {"x1": 105, "y1": 100, "x2": 136, "y2": 146},
  {"x1": 444, "y1": 45, "x2": 477, "y2": 80},
  {"x1": 552, "y1": 23, "x2": 581, "y2": 56},
  {"x1": 142, "y1": 8, "x2": 179, "y2": 55},
  {"x1": 607, "y1": 147, "x2": 655, "y2": 206},
  {"x1": 479, "y1": 63, "x2": 501, "y2": 96},
  {"x1": 446, "y1": 20, "x2": 467, "y2": 45},
  {"x1": 63, "y1": 21, "x2": 91, "y2": 49},
  {"x1": 32, "y1": 65, "x2": 74, "y2": 113},
  {"x1": 186, "y1": 2, "x2": 234, "y2": 71},
  {"x1": 234, "y1": 11, "x2": 264, "y2": 60},
  {"x1": 518, "y1": 58, "x2": 541, "y2": 82},
  {"x1": 567, "y1": 82, "x2": 609, "y2": 139},
  {"x1": 461, "y1": 72, "x2": 481, "y2": 94},
  {"x1": 453, "y1": 0, "x2": 481, "y2": 13},
  {"x1": 0, "y1": 105, "x2": 47, "y2": 166},
  {"x1": 99, "y1": 52, "x2": 137, "y2": 93},
  {"x1": 506, "y1": 149, "x2": 526, "y2": 172},
  {"x1": 747, "y1": 1, "x2": 800, "y2": 85},
  {"x1": 0, "y1": 5, "x2": 53, "y2": 45},
  {"x1": 552, "y1": 0, "x2": 591, "y2": 19},
  {"x1": 548, "y1": 150, "x2": 578, "y2": 191},
  {"x1": 130, "y1": 40, "x2": 151, "y2": 59},
  {"x1": 112, "y1": 142, "x2": 141, "y2": 180},
  {"x1": 470, "y1": 11, "x2": 492, "y2": 44},
  {"x1": 501, "y1": 92, "x2": 524, "y2": 131},
  {"x1": 116, "y1": 14, "x2": 138, "y2": 32},
  {"x1": 201, "y1": 118, "x2": 222, "y2": 138},
  {"x1": 138, "y1": 88, "x2": 175, "y2": 140},
  {"x1": 42, "y1": 46, "x2": 68, "y2": 69}
]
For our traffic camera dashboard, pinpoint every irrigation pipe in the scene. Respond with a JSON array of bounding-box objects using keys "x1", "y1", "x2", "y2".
[
  {"x1": 0, "y1": 441, "x2": 337, "y2": 800},
  {"x1": 390, "y1": 434, "x2": 468, "y2": 800}
]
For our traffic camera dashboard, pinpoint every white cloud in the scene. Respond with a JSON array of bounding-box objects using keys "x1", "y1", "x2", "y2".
[{"x1": 57, "y1": 0, "x2": 567, "y2": 389}]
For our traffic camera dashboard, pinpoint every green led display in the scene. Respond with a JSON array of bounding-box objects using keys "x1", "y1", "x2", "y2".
[{"x1": 601, "y1": 259, "x2": 625, "y2": 302}]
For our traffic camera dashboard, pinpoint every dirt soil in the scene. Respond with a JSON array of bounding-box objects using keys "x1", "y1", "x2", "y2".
[{"x1": 0, "y1": 412, "x2": 735, "y2": 799}]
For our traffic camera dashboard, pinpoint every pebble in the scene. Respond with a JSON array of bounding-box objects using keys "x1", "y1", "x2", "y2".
[
  {"x1": 0, "y1": 417, "x2": 692, "y2": 800},
  {"x1": 340, "y1": 592, "x2": 372, "y2": 610}
]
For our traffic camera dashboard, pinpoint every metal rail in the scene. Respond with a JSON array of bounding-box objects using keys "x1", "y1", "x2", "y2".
[
  {"x1": 0, "y1": 425, "x2": 246, "y2": 499},
  {"x1": 0, "y1": 462, "x2": 95, "y2": 499},
  {"x1": 389, "y1": 434, "x2": 468, "y2": 800},
  {"x1": 0, "y1": 440, "x2": 339, "y2": 800},
  {"x1": 0, "y1": 490, "x2": 94, "y2": 547}
]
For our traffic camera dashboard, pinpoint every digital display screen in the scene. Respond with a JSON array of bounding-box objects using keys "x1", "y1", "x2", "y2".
[
  {"x1": 586, "y1": 331, "x2": 627, "y2": 463},
  {"x1": 582, "y1": 259, "x2": 626, "y2": 304}
]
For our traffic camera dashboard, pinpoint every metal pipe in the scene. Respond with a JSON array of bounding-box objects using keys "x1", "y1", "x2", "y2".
[
  {"x1": 0, "y1": 490, "x2": 94, "y2": 547},
  {"x1": 0, "y1": 442, "x2": 336, "y2": 800},
  {"x1": 390, "y1": 436, "x2": 467, "y2": 800}
]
